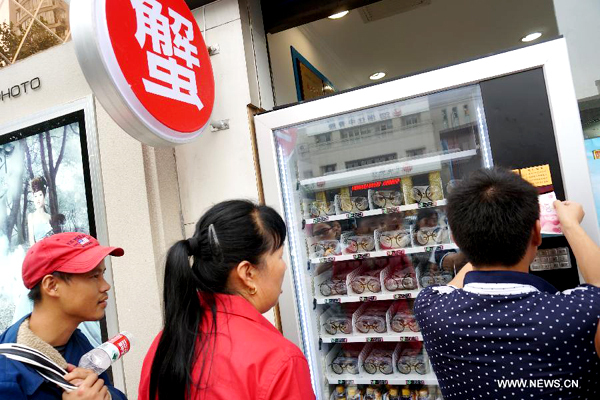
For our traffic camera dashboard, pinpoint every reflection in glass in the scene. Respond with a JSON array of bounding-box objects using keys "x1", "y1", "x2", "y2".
[{"x1": 287, "y1": 85, "x2": 489, "y2": 189}]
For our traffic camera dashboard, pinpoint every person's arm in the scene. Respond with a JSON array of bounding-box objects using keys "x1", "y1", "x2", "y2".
[
  {"x1": 440, "y1": 251, "x2": 468, "y2": 274},
  {"x1": 554, "y1": 201, "x2": 600, "y2": 286},
  {"x1": 554, "y1": 201, "x2": 600, "y2": 359},
  {"x1": 447, "y1": 263, "x2": 474, "y2": 289}
]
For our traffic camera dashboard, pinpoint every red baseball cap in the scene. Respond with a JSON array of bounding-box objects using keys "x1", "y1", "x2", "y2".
[{"x1": 22, "y1": 232, "x2": 124, "y2": 289}]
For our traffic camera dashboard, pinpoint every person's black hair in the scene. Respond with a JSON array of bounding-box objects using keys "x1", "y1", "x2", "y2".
[
  {"x1": 415, "y1": 208, "x2": 438, "y2": 232},
  {"x1": 149, "y1": 200, "x2": 287, "y2": 400},
  {"x1": 417, "y1": 207, "x2": 437, "y2": 222},
  {"x1": 27, "y1": 272, "x2": 72, "y2": 303},
  {"x1": 30, "y1": 176, "x2": 47, "y2": 195},
  {"x1": 446, "y1": 167, "x2": 539, "y2": 267}
]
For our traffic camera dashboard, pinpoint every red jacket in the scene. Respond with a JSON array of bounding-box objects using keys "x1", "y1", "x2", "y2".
[{"x1": 138, "y1": 294, "x2": 315, "y2": 400}]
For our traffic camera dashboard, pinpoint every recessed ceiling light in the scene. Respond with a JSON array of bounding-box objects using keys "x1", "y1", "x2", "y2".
[
  {"x1": 370, "y1": 72, "x2": 386, "y2": 80},
  {"x1": 328, "y1": 11, "x2": 349, "y2": 19},
  {"x1": 521, "y1": 32, "x2": 542, "y2": 42}
]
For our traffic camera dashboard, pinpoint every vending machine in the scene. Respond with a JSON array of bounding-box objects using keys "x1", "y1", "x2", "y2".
[{"x1": 254, "y1": 38, "x2": 599, "y2": 399}]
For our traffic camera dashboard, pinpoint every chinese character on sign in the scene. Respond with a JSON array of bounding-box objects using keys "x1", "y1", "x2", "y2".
[{"x1": 130, "y1": 0, "x2": 204, "y2": 111}]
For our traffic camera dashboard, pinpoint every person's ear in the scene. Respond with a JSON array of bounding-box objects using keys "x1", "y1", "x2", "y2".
[
  {"x1": 234, "y1": 260, "x2": 259, "y2": 295},
  {"x1": 532, "y1": 220, "x2": 542, "y2": 247},
  {"x1": 40, "y1": 275, "x2": 61, "y2": 300}
]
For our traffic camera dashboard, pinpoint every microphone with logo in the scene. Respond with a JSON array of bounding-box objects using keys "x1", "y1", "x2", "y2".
[{"x1": 78, "y1": 332, "x2": 134, "y2": 375}]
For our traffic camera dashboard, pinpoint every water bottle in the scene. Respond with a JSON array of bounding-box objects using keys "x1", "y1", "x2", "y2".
[
  {"x1": 416, "y1": 388, "x2": 430, "y2": 400},
  {"x1": 78, "y1": 331, "x2": 134, "y2": 374},
  {"x1": 386, "y1": 388, "x2": 400, "y2": 400},
  {"x1": 335, "y1": 385, "x2": 346, "y2": 398},
  {"x1": 400, "y1": 387, "x2": 412, "y2": 400},
  {"x1": 347, "y1": 385, "x2": 362, "y2": 400}
]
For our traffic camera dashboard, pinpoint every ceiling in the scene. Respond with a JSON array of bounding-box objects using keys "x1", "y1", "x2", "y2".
[
  {"x1": 259, "y1": 0, "x2": 382, "y2": 33},
  {"x1": 185, "y1": 0, "x2": 384, "y2": 33},
  {"x1": 186, "y1": 0, "x2": 217, "y2": 10},
  {"x1": 285, "y1": 0, "x2": 559, "y2": 89}
]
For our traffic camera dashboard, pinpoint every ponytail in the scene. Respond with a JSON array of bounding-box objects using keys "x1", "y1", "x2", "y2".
[
  {"x1": 148, "y1": 200, "x2": 287, "y2": 400},
  {"x1": 149, "y1": 240, "x2": 214, "y2": 400}
]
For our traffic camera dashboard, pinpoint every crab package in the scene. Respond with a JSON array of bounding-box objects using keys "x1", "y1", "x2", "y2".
[
  {"x1": 362, "y1": 343, "x2": 396, "y2": 375},
  {"x1": 329, "y1": 344, "x2": 362, "y2": 375},
  {"x1": 388, "y1": 300, "x2": 420, "y2": 333},
  {"x1": 382, "y1": 256, "x2": 418, "y2": 292},
  {"x1": 411, "y1": 208, "x2": 450, "y2": 247},
  {"x1": 353, "y1": 302, "x2": 391, "y2": 334},
  {"x1": 394, "y1": 342, "x2": 428, "y2": 375}
]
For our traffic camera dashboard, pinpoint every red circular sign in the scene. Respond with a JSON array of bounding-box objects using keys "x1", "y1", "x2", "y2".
[{"x1": 105, "y1": 0, "x2": 214, "y2": 134}]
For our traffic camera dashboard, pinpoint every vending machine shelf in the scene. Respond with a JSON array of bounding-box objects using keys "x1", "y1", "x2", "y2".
[
  {"x1": 316, "y1": 290, "x2": 421, "y2": 305},
  {"x1": 299, "y1": 149, "x2": 477, "y2": 191},
  {"x1": 304, "y1": 200, "x2": 448, "y2": 225},
  {"x1": 321, "y1": 332, "x2": 423, "y2": 344},
  {"x1": 326, "y1": 372, "x2": 439, "y2": 386},
  {"x1": 310, "y1": 243, "x2": 459, "y2": 264}
]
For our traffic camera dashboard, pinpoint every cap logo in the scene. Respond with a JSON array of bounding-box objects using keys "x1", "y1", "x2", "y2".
[{"x1": 66, "y1": 234, "x2": 94, "y2": 248}]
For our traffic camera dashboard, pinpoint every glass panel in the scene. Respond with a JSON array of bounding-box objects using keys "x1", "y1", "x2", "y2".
[
  {"x1": 273, "y1": 84, "x2": 491, "y2": 396},
  {"x1": 0, "y1": 0, "x2": 70, "y2": 69},
  {"x1": 291, "y1": 85, "x2": 490, "y2": 186},
  {"x1": 0, "y1": 110, "x2": 99, "y2": 346}
]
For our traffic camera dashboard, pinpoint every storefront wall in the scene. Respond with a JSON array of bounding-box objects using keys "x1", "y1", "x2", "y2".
[
  {"x1": 553, "y1": 0, "x2": 600, "y2": 101},
  {"x1": 1, "y1": 0, "x2": 278, "y2": 397},
  {"x1": 177, "y1": 0, "x2": 263, "y2": 233},
  {"x1": 176, "y1": 0, "x2": 283, "y2": 329},
  {"x1": 0, "y1": 41, "x2": 182, "y2": 396}
]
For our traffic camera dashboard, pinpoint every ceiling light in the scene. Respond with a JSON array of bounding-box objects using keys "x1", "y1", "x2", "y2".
[
  {"x1": 370, "y1": 72, "x2": 386, "y2": 80},
  {"x1": 521, "y1": 32, "x2": 542, "y2": 42},
  {"x1": 328, "y1": 11, "x2": 349, "y2": 19}
]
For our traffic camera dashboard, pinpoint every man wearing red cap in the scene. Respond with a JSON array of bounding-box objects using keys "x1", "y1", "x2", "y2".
[{"x1": 0, "y1": 232, "x2": 127, "y2": 399}]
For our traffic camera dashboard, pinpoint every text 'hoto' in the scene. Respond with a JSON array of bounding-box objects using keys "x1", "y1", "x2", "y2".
[{"x1": 1, "y1": 78, "x2": 42, "y2": 102}]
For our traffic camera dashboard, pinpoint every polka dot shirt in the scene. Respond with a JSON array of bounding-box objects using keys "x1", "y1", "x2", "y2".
[{"x1": 414, "y1": 270, "x2": 600, "y2": 400}]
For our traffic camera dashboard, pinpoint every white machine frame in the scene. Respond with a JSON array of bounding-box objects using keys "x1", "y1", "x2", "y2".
[{"x1": 254, "y1": 38, "x2": 599, "y2": 398}]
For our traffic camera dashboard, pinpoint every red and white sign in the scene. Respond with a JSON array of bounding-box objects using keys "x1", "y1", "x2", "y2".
[{"x1": 71, "y1": 0, "x2": 214, "y2": 146}]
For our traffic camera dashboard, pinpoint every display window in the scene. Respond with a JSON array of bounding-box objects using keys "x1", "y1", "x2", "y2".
[{"x1": 0, "y1": 102, "x2": 113, "y2": 352}]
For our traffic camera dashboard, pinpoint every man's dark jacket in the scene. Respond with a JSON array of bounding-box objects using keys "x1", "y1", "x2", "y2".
[{"x1": 0, "y1": 315, "x2": 127, "y2": 399}]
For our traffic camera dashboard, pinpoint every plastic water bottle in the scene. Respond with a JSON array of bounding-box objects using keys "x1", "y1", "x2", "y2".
[
  {"x1": 386, "y1": 388, "x2": 400, "y2": 400},
  {"x1": 347, "y1": 385, "x2": 362, "y2": 400},
  {"x1": 335, "y1": 385, "x2": 346, "y2": 398},
  {"x1": 400, "y1": 387, "x2": 412, "y2": 400},
  {"x1": 78, "y1": 331, "x2": 134, "y2": 375}
]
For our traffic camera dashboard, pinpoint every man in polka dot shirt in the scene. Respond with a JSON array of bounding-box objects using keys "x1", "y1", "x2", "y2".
[{"x1": 414, "y1": 167, "x2": 600, "y2": 400}]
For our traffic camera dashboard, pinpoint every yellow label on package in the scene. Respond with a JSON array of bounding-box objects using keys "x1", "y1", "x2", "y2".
[{"x1": 519, "y1": 164, "x2": 552, "y2": 187}]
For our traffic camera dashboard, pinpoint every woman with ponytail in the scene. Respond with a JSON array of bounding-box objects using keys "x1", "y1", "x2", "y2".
[{"x1": 138, "y1": 200, "x2": 315, "y2": 400}]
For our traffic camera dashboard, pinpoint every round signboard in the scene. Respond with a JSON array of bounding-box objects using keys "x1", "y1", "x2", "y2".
[{"x1": 71, "y1": 0, "x2": 215, "y2": 146}]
